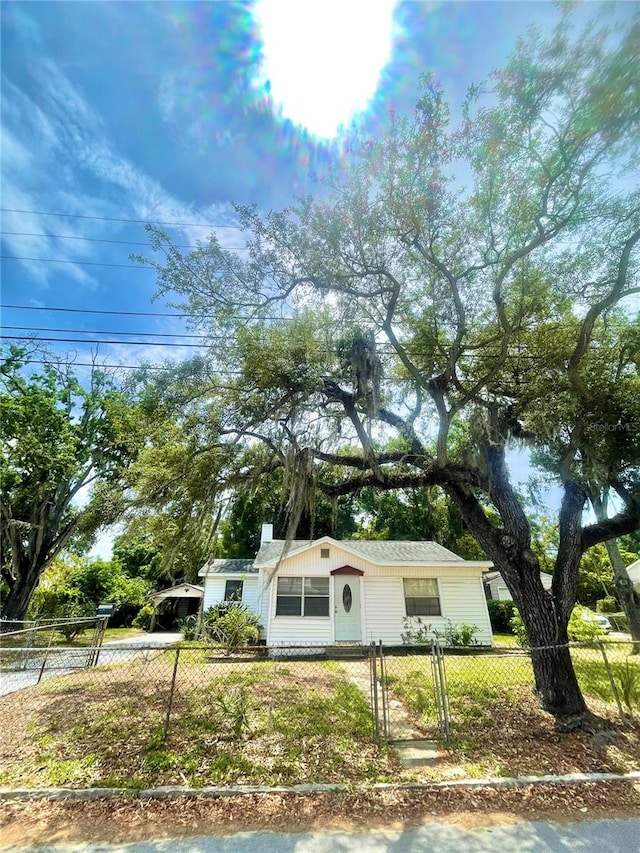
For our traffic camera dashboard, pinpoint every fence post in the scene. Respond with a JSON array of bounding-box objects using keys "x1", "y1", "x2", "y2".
[
  {"x1": 163, "y1": 646, "x2": 181, "y2": 741},
  {"x1": 598, "y1": 641, "x2": 625, "y2": 720},
  {"x1": 437, "y1": 642, "x2": 450, "y2": 741},
  {"x1": 369, "y1": 642, "x2": 380, "y2": 741},
  {"x1": 378, "y1": 640, "x2": 389, "y2": 739}
]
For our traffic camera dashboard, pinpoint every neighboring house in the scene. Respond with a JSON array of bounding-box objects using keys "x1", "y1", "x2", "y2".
[
  {"x1": 628, "y1": 558, "x2": 640, "y2": 591},
  {"x1": 149, "y1": 583, "x2": 204, "y2": 631},
  {"x1": 483, "y1": 570, "x2": 552, "y2": 602},
  {"x1": 199, "y1": 527, "x2": 494, "y2": 646}
]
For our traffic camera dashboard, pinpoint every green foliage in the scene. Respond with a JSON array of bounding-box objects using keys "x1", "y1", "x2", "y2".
[
  {"x1": 510, "y1": 606, "x2": 608, "y2": 646},
  {"x1": 509, "y1": 611, "x2": 529, "y2": 647},
  {"x1": 616, "y1": 661, "x2": 640, "y2": 715},
  {"x1": 568, "y1": 606, "x2": 608, "y2": 643},
  {"x1": 212, "y1": 686, "x2": 251, "y2": 739},
  {"x1": 401, "y1": 616, "x2": 433, "y2": 646},
  {"x1": 487, "y1": 600, "x2": 517, "y2": 633},
  {"x1": 1, "y1": 347, "x2": 144, "y2": 620},
  {"x1": 55, "y1": 602, "x2": 95, "y2": 643},
  {"x1": 596, "y1": 596, "x2": 618, "y2": 614},
  {"x1": 29, "y1": 555, "x2": 151, "y2": 628},
  {"x1": 442, "y1": 621, "x2": 479, "y2": 647},
  {"x1": 132, "y1": 604, "x2": 154, "y2": 631},
  {"x1": 180, "y1": 614, "x2": 199, "y2": 641},
  {"x1": 200, "y1": 604, "x2": 261, "y2": 654}
]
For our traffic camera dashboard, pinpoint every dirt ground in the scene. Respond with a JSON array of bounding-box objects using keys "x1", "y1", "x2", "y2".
[{"x1": 1, "y1": 781, "x2": 639, "y2": 849}]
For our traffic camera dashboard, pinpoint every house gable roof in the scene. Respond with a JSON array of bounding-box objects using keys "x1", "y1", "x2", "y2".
[
  {"x1": 150, "y1": 583, "x2": 203, "y2": 602},
  {"x1": 254, "y1": 536, "x2": 492, "y2": 568},
  {"x1": 198, "y1": 558, "x2": 257, "y2": 577}
]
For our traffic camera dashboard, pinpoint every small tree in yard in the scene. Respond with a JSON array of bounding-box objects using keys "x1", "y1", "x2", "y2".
[{"x1": 141, "y1": 10, "x2": 639, "y2": 726}]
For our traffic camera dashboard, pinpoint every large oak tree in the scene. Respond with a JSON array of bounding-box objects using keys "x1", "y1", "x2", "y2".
[{"x1": 143, "y1": 12, "x2": 640, "y2": 722}]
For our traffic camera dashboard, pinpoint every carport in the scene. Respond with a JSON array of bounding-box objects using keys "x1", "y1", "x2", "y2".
[{"x1": 149, "y1": 583, "x2": 204, "y2": 632}]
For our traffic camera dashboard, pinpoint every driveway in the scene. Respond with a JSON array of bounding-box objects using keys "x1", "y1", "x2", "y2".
[{"x1": 0, "y1": 633, "x2": 181, "y2": 696}]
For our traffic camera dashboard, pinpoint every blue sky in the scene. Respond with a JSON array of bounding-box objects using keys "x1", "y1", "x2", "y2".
[
  {"x1": 1, "y1": 0, "x2": 591, "y2": 372},
  {"x1": 2, "y1": 1, "x2": 632, "y2": 555}
]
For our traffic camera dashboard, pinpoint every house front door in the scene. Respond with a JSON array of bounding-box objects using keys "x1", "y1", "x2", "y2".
[{"x1": 334, "y1": 576, "x2": 361, "y2": 642}]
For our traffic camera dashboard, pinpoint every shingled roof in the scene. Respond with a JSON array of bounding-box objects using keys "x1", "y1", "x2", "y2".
[
  {"x1": 198, "y1": 558, "x2": 257, "y2": 577},
  {"x1": 254, "y1": 538, "x2": 475, "y2": 567}
]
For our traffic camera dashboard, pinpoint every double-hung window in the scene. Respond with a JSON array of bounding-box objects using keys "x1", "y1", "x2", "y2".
[
  {"x1": 276, "y1": 577, "x2": 330, "y2": 617},
  {"x1": 403, "y1": 578, "x2": 441, "y2": 616}
]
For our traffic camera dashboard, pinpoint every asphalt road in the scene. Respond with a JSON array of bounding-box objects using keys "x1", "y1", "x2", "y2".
[{"x1": 7, "y1": 818, "x2": 640, "y2": 853}]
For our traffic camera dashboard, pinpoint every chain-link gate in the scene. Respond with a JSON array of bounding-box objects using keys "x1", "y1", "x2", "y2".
[{"x1": 430, "y1": 640, "x2": 450, "y2": 740}]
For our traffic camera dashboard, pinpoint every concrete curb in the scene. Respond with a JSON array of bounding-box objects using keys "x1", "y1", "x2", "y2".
[{"x1": 1, "y1": 771, "x2": 639, "y2": 802}]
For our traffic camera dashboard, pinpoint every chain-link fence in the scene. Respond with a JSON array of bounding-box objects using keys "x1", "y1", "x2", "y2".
[
  {"x1": 1, "y1": 638, "x2": 637, "y2": 789},
  {"x1": 0, "y1": 617, "x2": 109, "y2": 692},
  {"x1": 380, "y1": 639, "x2": 639, "y2": 743}
]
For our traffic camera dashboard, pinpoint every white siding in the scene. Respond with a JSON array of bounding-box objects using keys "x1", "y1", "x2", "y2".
[
  {"x1": 257, "y1": 543, "x2": 492, "y2": 646},
  {"x1": 203, "y1": 575, "x2": 260, "y2": 616},
  {"x1": 439, "y1": 577, "x2": 493, "y2": 645},
  {"x1": 264, "y1": 572, "x2": 332, "y2": 646}
]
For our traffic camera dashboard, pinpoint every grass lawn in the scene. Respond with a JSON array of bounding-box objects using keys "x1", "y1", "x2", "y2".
[
  {"x1": 492, "y1": 632, "x2": 519, "y2": 646},
  {"x1": 383, "y1": 647, "x2": 640, "y2": 778},
  {"x1": 0, "y1": 654, "x2": 397, "y2": 789},
  {"x1": 1, "y1": 647, "x2": 637, "y2": 790}
]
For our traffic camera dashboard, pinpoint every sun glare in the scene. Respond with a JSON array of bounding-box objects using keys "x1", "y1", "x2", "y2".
[{"x1": 254, "y1": 0, "x2": 397, "y2": 139}]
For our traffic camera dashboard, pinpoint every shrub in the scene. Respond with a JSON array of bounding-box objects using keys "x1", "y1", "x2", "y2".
[
  {"x1": 200, "y1": 604, "x2": 261, "y2": 654},
  {"x1": 442, "y1": 621, "x2": 479, "y2": 646},
  {"x1": 568, "y1": 606, "x2": 607, "y2": 643},
  {"x1": 180, "y1": 614, "x2": 199, "y2": 641},
  {"x1": 132, "y1": 604, "x2": 154, "y2": 631},
  {"x1": 487, "y1": 600, "x2": 516, "y2": 633},
  {"x1": 510, "y1": 605, "x2": 607, "y2": 647},
  {"x1": 55, "y1": 601, "x2": 94, "y2": 642},
  {"x1": 401, "y1": 616, "x2": 433, "y2": 645},
  {"x1": 509, "y1": 610, "x2": 529, "y2": 646},
  {"x1": 596, "y1": 596, "x2": 618, "y2": 614}
]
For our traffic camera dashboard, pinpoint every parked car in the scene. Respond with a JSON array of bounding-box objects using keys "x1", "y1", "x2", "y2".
[{"x1": 581, "y1": 610, "x2": 611, "y2": 632}]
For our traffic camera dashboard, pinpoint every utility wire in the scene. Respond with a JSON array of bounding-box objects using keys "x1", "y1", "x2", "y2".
[
  {"x1": 1, "y1": 304, "x2": 190, "y2": 318},
  {"x1": 1, "y1": 335, "x2": 210, "y2": 349},
  {"x1": 0, "y1": 208, "x2": 239, "y2": 228},
  {"x1": 1, "y1": 255, "x2": 155, "y2": 270},
  {"x1": 0, "y1": 231, "x2": 249, "y2": 251},
  {"x1": 3, "y1": 325, "x2": 211, "y2": 340}
]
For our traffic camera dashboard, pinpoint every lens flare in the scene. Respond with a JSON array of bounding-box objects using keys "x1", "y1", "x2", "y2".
[{"x1": 253, "y1": 0, "x2": 398, "y2": 139}]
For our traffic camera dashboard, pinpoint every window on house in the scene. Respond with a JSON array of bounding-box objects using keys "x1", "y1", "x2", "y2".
[
  {"x1": 403, "y1": 578, "x2": 441, "y2": 616},
  {"x1": 320, "y1": 548, "x2": 330, "y2": 558},
  {"x1": 224, "y1": 579, "x2": 244, "y2": 602},
  {"x1": 275, "y1": 577, "x2": 330, "y2": 616}
]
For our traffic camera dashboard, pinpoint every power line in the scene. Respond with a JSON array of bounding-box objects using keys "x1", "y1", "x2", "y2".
[
  {"x1": 3, "y1": 325, "x2": 211, "y2": 340},
  {"x1": 1, "y1": 304, "x2": 190, "y2": 318},
  {"x1": 1, "y1": 255, "x2": 154, "y2": 270},
  {"x1": 0, "y1": 208, "x2": 238, "y2": 228},
  {"x1": 1, "y1": 335, "x2": 210, "y2": 349},
  {"x1": 0, "y1": 231, "x2": 249, "y2": 251}
]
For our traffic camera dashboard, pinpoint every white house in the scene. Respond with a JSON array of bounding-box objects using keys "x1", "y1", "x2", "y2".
[
  {"x1": 483, "y1": 570, "x2": 553, "y2": 602},
  {"x1": 198, "y1": 527, "x2": 494, "y2": 646}
]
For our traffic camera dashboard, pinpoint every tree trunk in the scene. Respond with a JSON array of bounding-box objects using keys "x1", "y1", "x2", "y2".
[
  {"x1": 591, "y1": 491, "x2": 640, "y2": 654},
  {"x1": 604, "y1": 539, "x2": 640, "y2": 654},
  {"x1": 515, "y1": 575, "x2": 587, "y2": 720},
  {"x1": 1, "y1": 560, "x2": 42, "y2": 622}
]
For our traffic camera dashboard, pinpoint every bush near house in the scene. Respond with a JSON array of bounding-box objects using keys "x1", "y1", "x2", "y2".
[
  {"x1": 487, "y1": 600, "x2": 517, "y2": 634},
  {"x1": 200, "y1": 604, "x2": 261, "y2": 654}
]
